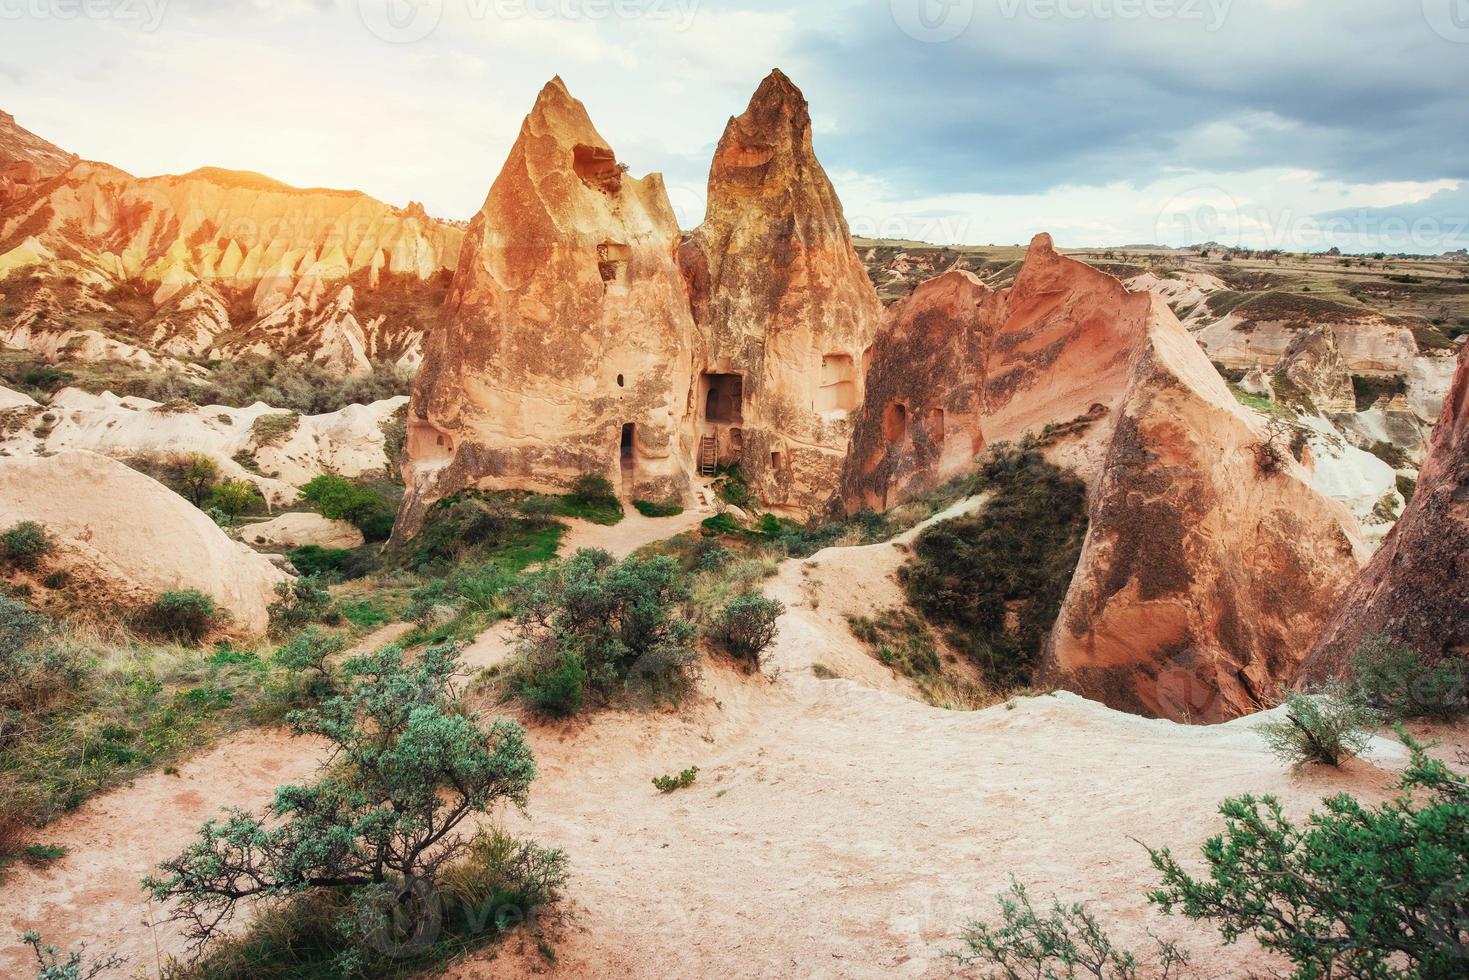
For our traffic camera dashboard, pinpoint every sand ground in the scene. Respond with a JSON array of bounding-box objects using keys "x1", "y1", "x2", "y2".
[{"x1": 0, "y1": 512, "x2": 1458, "y2": 979}]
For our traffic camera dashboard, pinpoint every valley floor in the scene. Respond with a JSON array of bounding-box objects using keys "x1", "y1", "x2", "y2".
[{"x1": 0, "y1": 516, "x2": 1458, "y2": 979}]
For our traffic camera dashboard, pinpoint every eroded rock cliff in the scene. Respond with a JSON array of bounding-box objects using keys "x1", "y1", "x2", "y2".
[
  {"x1": 679, "y1": 69, "x2": 883, "y2": 517},
  {"x1": 395, "y1": 77, "x2": 697, "y2": 538},
  {"x1": 1302, "y1": 342, "x2": 1469, "y2": 677}
]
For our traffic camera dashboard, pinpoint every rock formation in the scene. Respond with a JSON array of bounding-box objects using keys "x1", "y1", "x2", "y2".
[
  {"x1": 840, "y1": 237, "x2": 1364, "y2": 721},
  {"x1": 0, "y1": 388, "x2": 406, "y2": 507},
  {"x1": 1041, "y1": 294, "x2": 1365, "y2": 722},
  {"x1": 245, "y1": 512, "x2": 365, "y2": 551},
  {"x1": 840, "y1": 237, "x2": 1139, "y2": 510},
  {"x1": 0, "y1": 450, "x2": 287, "y2": 633},
  {"x1": 1302, "y1": 342, "x2": 1469, "y2": 677},
  {"x1": 0, "y1": 115, "x2": 463, "y2": 374},
  {"x1": 1275, "y1": 325, "x2": 1355, "y2": 414},
  {"x1": 679, "y1": 69, "x2": 884, "y2": 517},
  {"x1": 395, "y1": 77, "x2": 697, "y2": 538}
]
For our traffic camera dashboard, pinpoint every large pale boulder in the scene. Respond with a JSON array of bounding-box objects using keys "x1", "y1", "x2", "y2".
[
  {"x1": 0, "y1": 450, "x2": 287, "y2": 634},
  {"x1": 0, "y1": 383, "x2": 37, "y2": 410},
  {"x1": 1302, "y1": 343, "x2": 1469, "y2": 677},
  {"x1": 396, "y1": 77, "x2": 697, "y2": 539},
  {"x1": 244, "y1": 512, "x2": 364, "y2": 551},
  {"x1": 678, "y1": 69, "x2": 884, "y2": 518}
]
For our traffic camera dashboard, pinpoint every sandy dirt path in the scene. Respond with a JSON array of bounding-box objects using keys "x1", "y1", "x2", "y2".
[{"x1": 0, "y1": 521, "x2": 1454, "y2": 979}]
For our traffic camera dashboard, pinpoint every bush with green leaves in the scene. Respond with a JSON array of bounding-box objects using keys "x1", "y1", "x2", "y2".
[
  {"x1": 1255, "y1": 682, "x2": 1380, "y2": 767},
  {"x1": 899, "y1": 448, "x2": 1088, "y2": 690},
  {"x1": 267, "y1": 576, "x2": 336, "y2": 635},
  {"x1": 0, "y1": 593, "x2": 47, "y2": 653},
  {"x1": 571, "y1": 472, "x2": 615, "y2": 505},
  {"x1": 1147, "y1": 734, "x2": 1469, "y2": 978},
  {"x1": 204, "y1": 479, "x2": 263, "y2": 524},
  {"x1": 1351, "y1": 634, "x2": 1467, "y2": 721},
  {"x1": 516, "y1": 649, "x2": 589, "y2": 717},
  {"x1": 145, "y1": 643, "x2": 539, "y2": 949},
  {"x1": 949, "y1": 878, "x2": 1189, "y2": 979},
  {"x1": 286, "y1": 545, "x2": 354, "y2": 579},
  {"x1": 140, "y1": 590, "x2": 225, "y2": 645},
  {"x1": 509, "y1": 548, "x2": 698, "y2": 711},
  {"x1": 272, "y1": 626, "x2": 349, "y2": 699},
  {"x1": 710, "y1": 593, "x2": 784, "y2": 665},
  {"x1": 299, "y1": 475, "x2": 394, "y2": 542},
  {"x1": 1, "y1": 520, "x2": 53, "y2": 571},
  {"x1": 633, "y1": 499, "x2": 683, "y2": 518},
  {"x1": 652, "y1": 766, "x2": 698, "y2": 793},
  {"x1": 20, "y1": 930, "x2": 123, "y2": 980}
]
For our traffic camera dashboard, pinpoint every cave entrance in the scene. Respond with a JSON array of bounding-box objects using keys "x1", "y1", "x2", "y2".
[
  {"x1": 702, "y1": 372, "x2": 744, "y2": 424},
  {"x1": 620, "y1": 423, "x2": 636, "y2": 493}
]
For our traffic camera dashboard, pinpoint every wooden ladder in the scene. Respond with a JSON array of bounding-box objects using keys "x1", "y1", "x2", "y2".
[{"x1": 699, "y1": 435, "x2": 717, "y2": 476}]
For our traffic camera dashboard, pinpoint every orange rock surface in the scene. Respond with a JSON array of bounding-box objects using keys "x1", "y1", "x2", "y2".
[{"x1": 395, "y1": 77, "x2": 698, "y2": 538}]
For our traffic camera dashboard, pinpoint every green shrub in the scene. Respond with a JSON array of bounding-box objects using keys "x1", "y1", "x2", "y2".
[
  {"x1": 949, "y1": 878, "x2": 1189, "y2": 978},
  {"x1": 22, "y1": 842, "x2": 67, "y2": 863},
  {"x1": 205, "y1": 479, "x2": 264, "y2": 523},
  {"x1": 250, "y1": 412, "x2": 300, "y2": 448},
  {"x1": 146, "y1": 643, "x2": 540, "y2": 956},
  {"x1": 652, "y1": 766, "x2": 699, "y2": 793},
  {"x1": 285, "y1": 545, "x2": 354, "y2": 578},
  {"x1": 1147, "y1": 734, "x2": 1469, "y2": 978},
  {"x1": 517, "y1": 649, "x2": 589, "y2": 717},
  {"x1": 571, "y1": 472, "x2": 615, "y2": 505},
  {"x1": 176, "y1": 453, "x2": 220, "y2": 507},
  {"x1": 710, "y1": 593, "x2": 784, "y2": 664},
  {"x1": 1, "y1": 520, "x2": 53, "y2": 571},
  {"x1": 338, "y1": 599, "x2": 388, "y2": 628},
  {"x1": 701, "y1": 513, "x2": 741, "y2": 535},
  {"x1": 1351, "y1": 635, "x2": 1467, "y2": 721},
  {"x1": 899, "y1": 448, "x2": 1088, "y2": 689},
  {"x1": 184, "y1": 357, "x2": 413, "y2": 416},
  {"x1": 141, "y1": 590, "x2": 225, "y2": 645},
  {"x1": 1256, "y1": 682, "x2": 1381, "y2": 768},
  {"x1": 510, "y1": 548, "x2": 697, "y2": 711},
  {"x1": 633, "y1": 499, "x2": 683, "y2": 518},
  {"x1": 0, "y1": 593, "x2": 47, "y2": 652},
  {"x1": 299, "y1": 475, "x2": 394, "y2": 541},
  {"x1": 19, "y1": 930, "x2": 122, "y2": 980},
  {"x1": 267, "y1": 577, "x2": 335, "y2": 635}
]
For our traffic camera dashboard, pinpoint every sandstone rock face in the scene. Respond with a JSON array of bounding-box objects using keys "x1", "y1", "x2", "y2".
[
  {"x1": 1238, "y1": 364, "x2": 1274, "y2": 400},
  {"x1": 0, "y1": 450, "x2": 287, "y2": 634},
  {"x1": 1042, "y1": 297, "x2": 1365, "y2": 721},
  {"x1": 839, "y1": 237, "x2": 1139, "y2": 511},
  {"x1": 0, "y1": 388, "x2": 406, "y2": 506},
  {"x1": 0, "y1": 383, "x2": 37, "y2": 410},
  {"x1": 679, "y1": 70, "x2": 884, "y2": 517},
  {"x1": 0, "y1": 129, "x2": 462, "y2": 373},
  {"x1": 244, "y1": 512, "x2": 364, "y2": 551},
  {"x1": 1277, "y1": 325, "x2": 1355, "y2": 414},
  {"x1": 396, "y1": 78, "x2": 696, "y2": 538},
  {"x1": 1302, "y1": 343, "x2": 1469, "y2": 677}
]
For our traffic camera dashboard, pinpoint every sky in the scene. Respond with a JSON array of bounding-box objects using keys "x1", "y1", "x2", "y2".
[{"x1": 3, "y1": 0, "x2": 1468, "y2": 252}]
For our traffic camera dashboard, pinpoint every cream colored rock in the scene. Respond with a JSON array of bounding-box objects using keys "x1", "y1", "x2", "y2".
[
  {"x1": 1239, "y1": 364, "x2": 1274, "y2": 400},
  {"x1": 679, "y1": 70, "x2": 884, "y2": 518},
  {"x1": 244, "y1": 512, "x2": 364, "y2": 550},
  {"x1": 397, "y1": 77, "x2": 698, "y2": 538},
  {"x1": 3, "y1": 388, "x2": 406, "y2": 506},
  {"x1": 0, "y1": 450, "x2": 287, "y2": 634},
  {"x1": 1277, "y1": 326, "x2": 1355, "y2": 414},
  {"x1": 0, "y1": 383, "x2": 36, "y2": 410},
  {"x1": 1407, "y1": 352, "x2": 1459, "y2": 423},
  {"x1": 1298, "y1": 414, "x2": 1399, "y2": 545}
]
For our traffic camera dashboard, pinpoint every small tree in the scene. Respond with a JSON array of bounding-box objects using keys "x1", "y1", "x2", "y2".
[
  {"x1": 1, "y1": 521, "x2": 53, "y2": 571},
  {"x1": 205, "y1": 479, "x2": 263, "y2": 524},
  {"x1": 145, "y1": 643, "x2": 537, "y2": 946},
  {"x1": 176, "y1": 453, "x2": 220, "y2": 507},
  {"x1": 1147, "y1": 734, "x2": 1469, "y2": 978},
  {"x1": 710, "y1": 593, "x2": 784, "y2": 665},
  {"x1": 571, "y1": 472, "x2": 615, "y2": 506},
  {"x1": 1255, "y1": 683, "x2": 1380, "y2": 767},
  {"x1": 274, "y1": 626, "x2": 349, "y2": 697},
  {"x1": 268, "y1": 576, "x2": 335, "y2": 634}
]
